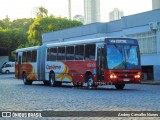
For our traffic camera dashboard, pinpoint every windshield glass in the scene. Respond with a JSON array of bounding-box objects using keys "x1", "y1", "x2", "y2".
[
  {"x1": 1, "y1": 63, "x2": 6, "y2": 68},
  {"x1": 106, "y1": 45, "x2": 140, "y2": 70}
]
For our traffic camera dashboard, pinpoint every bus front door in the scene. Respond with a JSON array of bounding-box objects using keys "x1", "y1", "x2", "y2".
[{"x1": 97, "y1": 46, "x2": 104, "y2": 81}]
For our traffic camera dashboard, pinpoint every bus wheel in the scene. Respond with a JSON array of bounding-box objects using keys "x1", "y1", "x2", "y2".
[
  {"x1": 5, "y1": 70, "x2": 9, "y2": 74},
  {"x1": 43, "y1": 81, "x2": 50, "y2": 86},
  {"x1": 56, "y1": 81, "x2": 62, "y2": 87},
  {"x1": 23, "y1": 73, "x2": 32, "y2": 85},
  {"x1": 49, "y1": 73, "x2": 56, "y2": 87},
  {"x1": 86, "y1": 75, "x2": 94, "y2": 89},
  {"x1": 115, "y1": 84, "x2": 125, "y2": 90}
]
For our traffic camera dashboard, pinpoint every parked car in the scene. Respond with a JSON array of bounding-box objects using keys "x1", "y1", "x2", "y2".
[{"x1": 0, "y1": 62, "x2": 15, "y2": 74}]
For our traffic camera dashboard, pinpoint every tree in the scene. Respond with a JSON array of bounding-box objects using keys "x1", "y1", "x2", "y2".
[
  {"x1": 0, "y1": 20, "x2": 5, "y2": 29},
  {"x1": 36, "y1": 6, "x2": 48, "y2": 18},
  {"x1": 0, "y1": 18, "x2": 33, "y2": 49},
  {"x1": 11, "y1": 18, "x2": 34, "y2": 31},
  {"x1": 0, "y1": 28, "x2": 27, "y2": 48},
  {"x1": 0, "y1": 17, "x2": 11, "y2": 29},
  {"x1": 27, "y1": 16, "x2": 83, "y2": 46}
]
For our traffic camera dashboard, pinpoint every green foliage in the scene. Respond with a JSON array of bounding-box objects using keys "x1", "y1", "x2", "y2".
[
  {"x1": 0, "y1": 17, "x2": 11, "y2": 29},
  {"x1": 0, "y1": 6, "x2": 83, "y2": 49},
  {"x1": 0, "y1": 20, "x2": 6, "y2": 29},
  {"x1": 36, "y1": 6, "x2": 48, "y2": 18},
  {"x1": 0, "y1": 28, "x2": 28, "y2": 48},
  {"x1": 0, "y1": 6, "x2": 83, "y2": 60},
  {"x1": 0, "y1": 18, "x2": 33, "y2": 49},
  {"x1": 28, "y1": 16, "x2": 83, "y2": 46},
  {"x1": 11, "y1": 18, "x2": 34, "y2": 31}
]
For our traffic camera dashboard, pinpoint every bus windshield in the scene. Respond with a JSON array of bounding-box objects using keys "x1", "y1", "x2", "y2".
[
  {"x1": 106, "y1": 45, "x2": 141, "y2": 70},
  {"x1": 1, "y1": 62, "x2": 7, "y2": 68}
]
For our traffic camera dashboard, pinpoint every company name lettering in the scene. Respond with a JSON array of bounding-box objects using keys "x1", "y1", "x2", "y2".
[
  {"x1": 46, "y1": 64, "x2": 61, "y2": 70},
  {"x1": 87, "y1": 63, "x2": 96, "y2": 67}
]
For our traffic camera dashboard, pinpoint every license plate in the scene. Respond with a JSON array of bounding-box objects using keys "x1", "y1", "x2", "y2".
[{"x1": 123, "y1": 78, "x2": 130, "y2": 81}]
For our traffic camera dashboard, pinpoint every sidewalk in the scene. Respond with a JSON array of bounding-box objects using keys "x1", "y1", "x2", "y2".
[{"x1": 141, "y1": 80, "x2": 160, "y2": 85}]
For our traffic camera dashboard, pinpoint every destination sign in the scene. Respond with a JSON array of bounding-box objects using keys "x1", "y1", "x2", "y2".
[
  {"x1": 109, "y1": 40, "x2": 127, "y2": 44},
  {"x1": 105, "y1": 38, "x2": 137, "y2": 45}
]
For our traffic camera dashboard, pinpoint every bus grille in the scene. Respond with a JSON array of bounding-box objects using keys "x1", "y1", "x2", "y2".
[
  {"x1": 118, "y1": 76, "x2": 134, "y2": 78},
  {"x1": 114, "y1": 72, "x2": 138, "y2": 74}
]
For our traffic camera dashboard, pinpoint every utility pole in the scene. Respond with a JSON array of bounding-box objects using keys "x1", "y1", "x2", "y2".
[{"x1": 68, "y1": 0, "x2": 71, "y2": 19}]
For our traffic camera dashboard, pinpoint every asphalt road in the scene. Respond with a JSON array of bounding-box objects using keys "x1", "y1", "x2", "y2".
[{"x1": 0, "y1": 74, "x2": 160, "y2": 119}]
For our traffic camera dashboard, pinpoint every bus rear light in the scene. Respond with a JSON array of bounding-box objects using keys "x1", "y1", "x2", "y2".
[{"x1": 110, "y1": 74, "x2": 117, "y2": 79}]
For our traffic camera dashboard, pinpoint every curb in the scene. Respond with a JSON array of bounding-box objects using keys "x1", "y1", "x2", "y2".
[{"x1": 140, "y1": 81, "x2": 160, "y2": 85}]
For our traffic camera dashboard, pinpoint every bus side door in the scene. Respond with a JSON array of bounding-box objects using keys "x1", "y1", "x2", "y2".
[{"x1": 17, "y1": 52, "x2": 22, "y2": 79}]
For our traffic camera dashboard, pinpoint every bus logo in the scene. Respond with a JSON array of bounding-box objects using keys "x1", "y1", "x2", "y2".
[
  {"x1": 2, "y1": 112, "x2": 11, "y2": 117},
  {"x1": 46, "y1": 64, "x2": 61, "y2": 70}
]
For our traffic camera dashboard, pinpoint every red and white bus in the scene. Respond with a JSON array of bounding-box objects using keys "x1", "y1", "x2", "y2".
[{"x1": 15, "y1": 37, "x2": 141, "y2": 89}]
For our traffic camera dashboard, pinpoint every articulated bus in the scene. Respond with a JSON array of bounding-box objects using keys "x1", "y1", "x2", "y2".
[{"x1": 15, "y1": 37, "x2": 142, "y2": 89}]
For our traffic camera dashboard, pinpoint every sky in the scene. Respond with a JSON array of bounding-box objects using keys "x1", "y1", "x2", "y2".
[{"x1": 0, "y1": 0, "x2": 152, "y2": 22}]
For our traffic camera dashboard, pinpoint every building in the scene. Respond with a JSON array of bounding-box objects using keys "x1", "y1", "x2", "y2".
[
  {"x1": 84, "y1": 0, "x2": 100, "y2": 24},
  {"x1": 152, "y1": 0, "x2": 160, "y2": 10},
  {"x1": 42, "y1": 9, "x2": 160, "y2": 81},
  {"x1": 109, "y1": 8, "x2": 124, "y2": 21},
  {"x1": 73, "y1": 15, "x2": 84, "y2": 23}
]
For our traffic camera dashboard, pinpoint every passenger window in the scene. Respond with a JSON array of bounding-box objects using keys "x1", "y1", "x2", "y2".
[
  {"x1": 66, "y1": 46, "x2": 74, "y2": 60},
  {"x1": 47, "y1": 48, "x2": 50, "y2": 61},
  {"x1": 22, "y1": 52, "x2": 27, "y2": 63},
  {"x1": 5, "y1": 64, "x2": 11, "y2": 67},
  {"x1": 85, "y1": 44, "x2": 96, "y2": 60},
  {"x1": 50, "y1": 48, "x2": 57, "y2": 61},
  {"x1": 15, "y1": 53, "x2": 18, "y2": 63},
  {"x1": 31, "y1": 50, "x2": 37, "y2": 62},
  {"x1": 26, "y1": 51, "x2": 31, "y2": 62},
  {"x1": 75, "y1": 45, "x2": 84, "y2": 60},
  {"x1": 57, "y1": 47, "x2": 66, "y2": 60}
]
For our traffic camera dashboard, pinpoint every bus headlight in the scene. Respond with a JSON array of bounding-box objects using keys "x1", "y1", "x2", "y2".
[
  {"x1": 134, "y1": 74, "x2": 140, "y2": 79},
  {"x1": 110, "y1": 74, "x2": 117, "y2": 79}
]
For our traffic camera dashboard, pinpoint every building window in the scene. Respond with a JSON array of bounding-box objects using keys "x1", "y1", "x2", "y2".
[{"x1": 127, "y1": 31, "x2": 157, "y2": 54}]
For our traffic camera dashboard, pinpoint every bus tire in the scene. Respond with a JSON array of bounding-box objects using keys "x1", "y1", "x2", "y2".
[
  {"x1": 23, "y1": 73, "x2": 32, "y2": 85},
  {"x1": 49, "y1": 73, "x2": 56, "y2": 87},
  {"x1": 43, "y1": 81, "x2": 50, "y2": 86},
  {"x1": 115, "y1": 84, "x2": 125, "y2": 90},
  {"x1": 86, "y1": 75, "x2": 95, "y2": 89},
  {"x1": 56, "y1": 81, "x2": 62, "y2": 87},
  {"x1": 5, "y1": 70, "x2": 9, "y2": 74}
]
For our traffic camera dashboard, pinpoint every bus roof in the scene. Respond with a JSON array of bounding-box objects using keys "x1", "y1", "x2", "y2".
[
  {"x1": 46, "y1": 37, "x2": 137, "y2": 48},
  {"x1": 46, "y1": 37, "x2": 106, "y2": 48},
  {"x1": 15, "y1": 37, "x2": 137, "y2": 52},
  {"x1": 16, "y1": 46, "x2": 40, "y2": 52}
]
